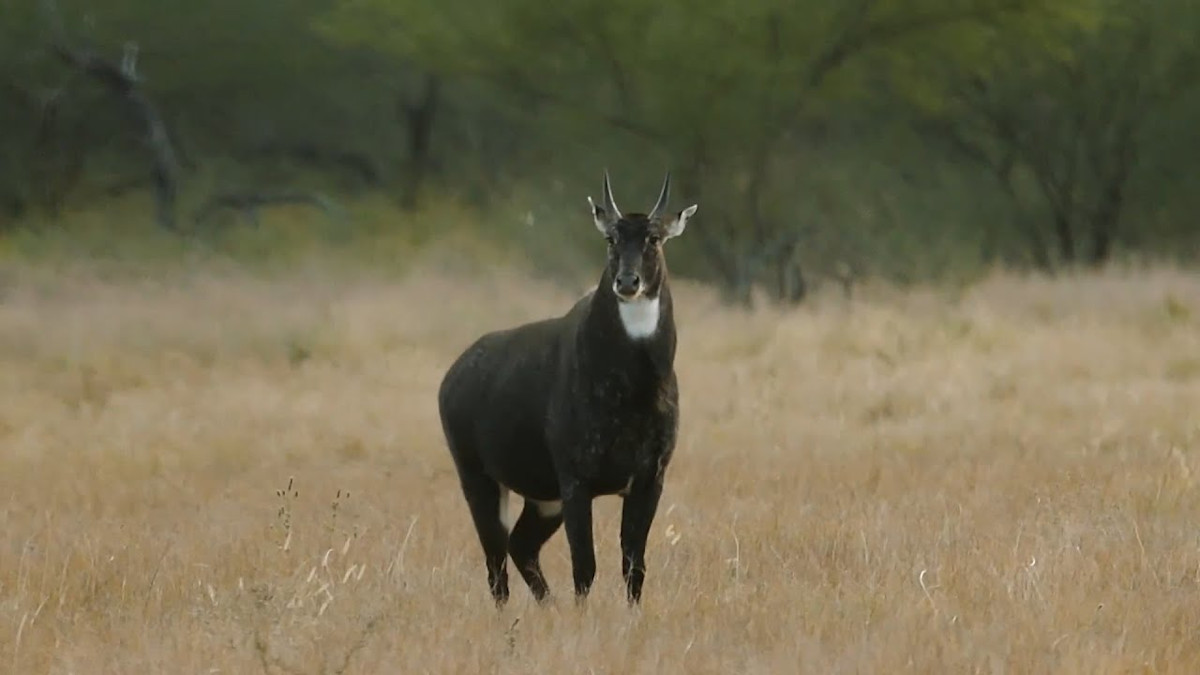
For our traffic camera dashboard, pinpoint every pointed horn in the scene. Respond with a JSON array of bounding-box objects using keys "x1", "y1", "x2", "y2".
[
  {"x1": 603, "y1": 170, "x2": 621, "y2": 219},
  {"x1": 649, "y1": 171, "x2": 671, "y2": 220}
]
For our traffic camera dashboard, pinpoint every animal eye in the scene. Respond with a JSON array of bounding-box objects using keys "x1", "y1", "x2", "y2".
[
  {"x1": 605, "y1": 235, "x2": 615, "y2": 246},
  {"x1": 648, "y1": 235, "x2": 661, "y2": 246}
]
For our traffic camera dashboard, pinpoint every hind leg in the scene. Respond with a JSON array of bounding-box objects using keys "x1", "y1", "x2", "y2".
[
  {"x1": 508, "y1": 499, "x2": 563, "y2": 603},
  {"x1": 458, "y1": 471, "x2": 512, "y2": 606}
]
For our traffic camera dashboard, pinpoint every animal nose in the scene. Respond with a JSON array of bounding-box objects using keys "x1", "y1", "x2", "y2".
[{"x1": 615, "y1": 272, "x2": 641, "y2": 296}]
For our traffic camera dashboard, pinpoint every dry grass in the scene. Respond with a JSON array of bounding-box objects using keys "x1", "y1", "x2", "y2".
[{"x1": 1, "y1": 255, "x2": 1199, "y2": 674}]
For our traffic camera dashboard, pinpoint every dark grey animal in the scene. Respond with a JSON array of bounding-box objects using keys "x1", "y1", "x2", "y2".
[{"x1": 437, "y1": 171, "x2": 698, "y2": 606}]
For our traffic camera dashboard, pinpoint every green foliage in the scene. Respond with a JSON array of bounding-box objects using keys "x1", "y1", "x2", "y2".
[
  {"x1": 1, "y1": 0, "x2": 1198, "y2": 298},
  {"x1": 322, "y1": 0, "x2": 1092, "y2": 297},
  {"x1": 895, "y1": 0, "x2": 1200, "y2": 268}
]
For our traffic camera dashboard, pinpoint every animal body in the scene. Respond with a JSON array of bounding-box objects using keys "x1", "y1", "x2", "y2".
[{"x1": 437, "y1": 171, "x2": 698, "y2": 606}]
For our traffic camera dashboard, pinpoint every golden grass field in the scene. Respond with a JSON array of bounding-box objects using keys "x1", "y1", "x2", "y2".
[{"x1": 1, "y1": 252, "x2": 1199, "y2": 674}]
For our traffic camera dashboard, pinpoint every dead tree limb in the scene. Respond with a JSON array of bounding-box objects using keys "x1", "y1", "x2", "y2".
[
  {"x1": 48, "y1": 43, "x2": 180, "y2": 231},
  {"x1": 41, "y1": 0, "x2": 180, "y2": 230},
  {"x1": 244, "y1": 142, "x2": 381, "y2": 186},
  {"x1": 192, "y1": 190, "x2": 343, "y2": 228}
]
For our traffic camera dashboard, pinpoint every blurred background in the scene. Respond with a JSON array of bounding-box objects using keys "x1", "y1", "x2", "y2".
[{"x1": 1, "y1": 0, "x2": 1198, "y2": 302}]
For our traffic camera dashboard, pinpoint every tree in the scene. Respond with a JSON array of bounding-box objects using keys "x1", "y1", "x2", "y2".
[
  {"x1": 320, "y1": 0, "x2": 1082, "y2": 304},
  {"x1": 1, "y1": 0, "x2": 382, "y2": 228},
  {"x1": 910, "y1": 0, "x2": 1200, "y2": 269}
]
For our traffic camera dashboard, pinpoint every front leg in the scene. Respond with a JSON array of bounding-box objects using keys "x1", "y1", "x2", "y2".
[
  {"x1": 560, "y1": 481, "x2": 597, "y2": 601},
  {"x1": 620, "y1": 473, "x2": 664, "y2": 605}
]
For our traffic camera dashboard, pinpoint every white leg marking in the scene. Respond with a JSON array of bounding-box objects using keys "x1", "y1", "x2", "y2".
[
  {"x1": 499, "y1": 488, "x2": 515, "y2": 533},
  {"x1": 617, "y1": 296, "x2": 660, "y2": 339},
  {"x1": 618, "y1": 476, "x2": 635, "y2": 497},
  {"x1": 532, "y1": 499, "x2": 563, "y2": 518}
]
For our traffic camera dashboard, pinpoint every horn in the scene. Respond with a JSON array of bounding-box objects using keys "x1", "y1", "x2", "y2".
[
  {"x1": 603, "y1": 170, "x2": 621, "y2": 219},
  {"x1": 649, "y1": 171, "x2": 671, "y2": 220}
]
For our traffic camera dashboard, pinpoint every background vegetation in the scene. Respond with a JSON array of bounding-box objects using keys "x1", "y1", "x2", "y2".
[
  {"x1": 3, "y1": 3, "x2": 1200, "y2": 671},
  {"x1": 2, "y1": 0, "x2": 1198, "y2": 300}
]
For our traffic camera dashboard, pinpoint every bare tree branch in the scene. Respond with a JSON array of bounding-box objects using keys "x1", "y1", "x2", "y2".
[
  {"x1": 485, "y1": 68, "x2": 665, "y2": 143},
  {"x1": 193, "y1": 190, "x2": 343, "y2": 228},
  {"x1": 41, "y1": 0, "x2": 181, "y2": 230},
  {"x1": 49, "y1": 43, "x2": 181, "y2": 230},
  {"x1": 243, "y1": 142, "x2": 381, "y2": 186},
  {"x1": 806, "y1": 0, "x2": 1035, "y2": 93}
]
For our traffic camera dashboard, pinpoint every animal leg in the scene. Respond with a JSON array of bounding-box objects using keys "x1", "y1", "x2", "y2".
[
  {"x1": 458, "y1": 472, "x2": 511, "y2": 606},
  {"x1": 560, "y1": 486, "x2": 597, "y2": 601},
  {"x1": 507, "y1": 499, "x2": 563, "y2": 603},
  {"x1": 619, "y1": 475, "x2": 664, "y2": 605}
]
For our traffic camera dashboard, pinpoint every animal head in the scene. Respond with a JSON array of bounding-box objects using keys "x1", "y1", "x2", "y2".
[{"x1": 587, "y1": 171, "x2": 698, "y2": 302}]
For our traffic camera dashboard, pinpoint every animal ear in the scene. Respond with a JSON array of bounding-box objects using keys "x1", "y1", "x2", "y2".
[
  {"x1": 587, "y1": 196, "x2": 613, "y2": 234},
  {"x1": 663, "y1": 204, "x2": 697, "y2": 239},
  {"x1": 589, "y1": 169, "x2": 621, "y2": 235}
]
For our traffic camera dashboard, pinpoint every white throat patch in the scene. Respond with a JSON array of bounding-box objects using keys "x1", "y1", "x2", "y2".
[{"x1": 617, "y1": 296, "x2": 661, "y2": 340}]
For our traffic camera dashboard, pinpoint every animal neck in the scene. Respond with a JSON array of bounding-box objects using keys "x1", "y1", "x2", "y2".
[
  {"x1": 589, "y1": 268, "x2": 675, "y2": 345},
  {"x1": 617, "y1": 295, "x2": 661, "y2": 340},
  {"x1": 576, "y1": 271, "x2": 677, "y2": 384}
]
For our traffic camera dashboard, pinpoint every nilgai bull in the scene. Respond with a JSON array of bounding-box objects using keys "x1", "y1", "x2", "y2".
[{"x1": 438, "y1": 170, "x2": 697, "y2": 606}]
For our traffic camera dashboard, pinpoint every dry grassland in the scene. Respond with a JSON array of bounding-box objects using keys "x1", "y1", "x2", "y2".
[{"x1": 1, "y1": 255, "x2": 1199, "y2": 674}]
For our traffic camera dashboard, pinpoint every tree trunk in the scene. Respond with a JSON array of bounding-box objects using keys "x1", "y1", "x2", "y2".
[
  {"x1": 775, "y1": 258, "x2": 807, "y2": 305},
  {"x1": 399, "y1": 73, "x2": 441, "y2": 211},
  {"x1": 1052, "y1": 210, "x2": 1076, "y2": 264},
  {"x1": 1020, "y1": 218, "x2": 1054, "y2": 271},
  {"x1": 0, "y1": 192, "x2": 25, "y2": 229},
  {"x1": 1086, "y1": 121, "x2": 1137, "y2": 267},
  {"x1": 1088, "y1": 178, "x2": 1126, "y2": 266},
  {"x1": 728, "y1": 256, "x2": 756, "y2": 308},
  {"x1": 993, "y1": 161, "x2": 1054, "y2": 271}
]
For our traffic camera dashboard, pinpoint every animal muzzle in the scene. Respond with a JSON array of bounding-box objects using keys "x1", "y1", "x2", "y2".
[{"x1": 613, "y1": 271, "x2": 642, "y2": 299}]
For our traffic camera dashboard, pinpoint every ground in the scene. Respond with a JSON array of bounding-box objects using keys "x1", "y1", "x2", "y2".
[{"x1": 1, "y1": 257, "x2": 1198, "y2": 673}]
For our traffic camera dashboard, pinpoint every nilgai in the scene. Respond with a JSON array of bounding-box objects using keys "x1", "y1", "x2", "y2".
[{"x1": 438, "y1": 170, "x2": 697, "y2": 606}]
